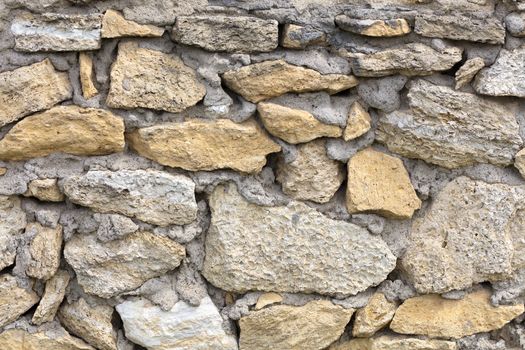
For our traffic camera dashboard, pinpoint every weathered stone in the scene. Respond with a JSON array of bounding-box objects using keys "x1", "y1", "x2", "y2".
[
  {"x1": 0, "y1": 196, "x2": 26, "y2": 271},
  {"x1": 24, "y1": 179, "x2": 64, "y2": 202},
  {"x1": 25, "y1": 223, "x2": 62, "y2": 281},
  {"x1": 239, "y1": 300, "x2": 353, "y2": 350},
  {"x1": 281, "y1": 24, "x2": 326, "y2": 49},
  {"x1": 222, "y1": 60, "x2": 358, "y2": 103},
  {"x1": 401, "y1": 176, "x2": 525, "y2": 294},
  {"x1": 116, "y1": 296, "x2": 238, "y2": 350},
  {"x1": 0, "y1": 328, "x2": 94, "y2": 350},
  {"x1": 0, "y1": 168, "x2": 6, "y2": 176},
  {"x1": 0, "y1": 105, "x2": 125, "y2": 161},
  {"x1": 123, "y1": 0, "x2": 208, "y2": 26},
  {"x1": 506, "y1": 12, "x2": 525, "y2": 37},
  {"x1": 377, "y1": 79, "x2": 522, "y2": 168},
  {"x1": 11, "y1": 13, "x2": 102, "y2": 52},
  {"x1": 0, "y1": 59, "x2": 71, "y2": 128},
  {"x1": 331, "y1": 336, "x2": 457, "y2": 350},
  {"x1": 344, "y1": 101, "x2": 371, "y2": 141},
  {"x1": 101, "y1": 9, "x2": 164, "y2": 38},
  {"x1": 64, "y1": 231, "x2": 185, "y2": 298},
  {"x1": 32, "y1": 270, "x2": 70, "y2": 325},
  {"x1": 63, "y1": 170, "x2": 197, "y2": 227},
  {"x1": 390, "y1": 289, "x2": 524, "y2": 339},
  {"x1": 79, "y1": 53, "x2": 98, "y2": 99},
  {"x1": 515, "y1": 148, "x2": 525, "y2": 178},
  {"x1": 107, "y1": 42, "x2": 206, "y2": 113},
  {"x1": 346, "y1": 148, "x2": 421, "y2": 219},
  {"x1": 95, "y1": 213, "x2": 139, "y2": 242},
  {"x1": 414, "y1": 14, "x2": 505, "y2": 44},
  {"x1": 255, "y1": 293, "x2": 283, "y2": 310},
  {"x1": 59, "y1": 298, "x2": 117, "y2": 350},
  {"x1": 257, "y1": 102, "x2": 342, "y2": 144},
  {"x1": 336, "y1": 16, "x2": 411, "y2": 37},
  {"x1": 276, "y1": 139, "x2": 344, "y2": 203},
  {"x1": 202, "y1": 183, "x2": 396, "y2": 296},
  {"x1": 352, "y1": 292, "x2": 397, "y2": 337},
  {"x1": 172, "y1": 15, "x2": 278, "y2": 53},
  {"x1": 349, "y1": 43, "x2": 462, "y2": 77},
  {"x1": 128, "y1": 119, "x2": 280, "y2": 173},
  {"x1": 455, "y1": 57, "x2": 485, "y2": 89},
  {"x1": 0, "y1": 274, "x2": 39, "y2": 327}
]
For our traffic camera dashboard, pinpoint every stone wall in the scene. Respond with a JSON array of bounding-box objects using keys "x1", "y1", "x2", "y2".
[{"x1": 1, "y1": 0, "x2": 525, "y2": 349}]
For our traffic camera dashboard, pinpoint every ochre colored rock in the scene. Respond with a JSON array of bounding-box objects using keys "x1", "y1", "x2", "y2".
[
  {"x1": 336, "y1": 16, "x2": 411, "y2": 37},
  {"x1": 455, "y1": 57, "x2": 485, "y2": 90},
  {"x1": 352, "y1": 292, "x2": 397, "y2": 337},
  {"x1": 25, "y1": 223, "x2": 62, "y2": 281},
  {"x1": 79, "y1": 53, "x2": 98, "y2": 99},
  {"x1": 331, "y1": 335, "x2": 457, "y2": 350},
  {"x1": 0, "y1": 328, "x2": 94, "y2": 350},
  {"x1": 344, "y1": 101, "x2": 371, "y2": 141},
  {"x1": 32, "y1": 270, "x2": 70, "y2": 325},
  {"x1": 255, "y1": 293, "x2": 283, "y2": 310},
  {"x1": 24, "y1": 178, "x2": 64, "y2": 202},
  {"x1": 0, "y1": 274, "x2": 39, "y2": 328},
  {"x1": 101, "y1": 9, "x2": 164, "y2": 38}
]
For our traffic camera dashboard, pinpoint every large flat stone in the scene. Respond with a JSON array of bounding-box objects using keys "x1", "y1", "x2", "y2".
[
  {"x1": 0, "y1": 196, "x2": 26, "y2": 271},
  {"x1": 331, "y1": 336, "x2": 457, "y2": 350},
  {"x1": 0, "y1": 328, "x2": 94, "y2": 350},
  {"x1": 0, "y1": 274, "x2": 39, "y2": 328},
  {"x1": 336, "y1": 16, "x2": 411, "y2": 37}
]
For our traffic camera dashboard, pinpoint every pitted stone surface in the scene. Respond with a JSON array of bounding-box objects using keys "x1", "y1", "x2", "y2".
[
  {"x1": 0, "y1": 274, "x2": 39, "y2": 328},
  {"x1": 0, "y1": 196, "x2": 26, "y2": 271}
]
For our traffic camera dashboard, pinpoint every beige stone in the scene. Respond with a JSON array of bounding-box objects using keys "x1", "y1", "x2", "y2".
[
  {"x1": 128, "y1": 119, "x2": 281, "y2": 173},
  {"x1": 0, "y1": 274, "x2": 39, "y2": 327},
  {"x1": 101, "y1": 9, "x2": 164, "y2": 38},
  {"x1": 0, "y1": 105, "x2": 125, "y2": 161},
  {"x1": 330, "y1": 335, "x2": 457, "y2": 350},
  {"x1": 257, "y1": 102, "x2": 342, "y2": 144},
  {"x1": 390, "y1": 289, "x2": 525, "y2": 339},
  {"x1": 352, "y1": 293, "x2": 397, "y2": 337},
  {"x1": 24, "y1": 178, "x2": 64, "y2": 202},
  {"x1": 255, "y1": 293, "x2": 283, "y2": 310},
  {"x1": 346, "y1": 148, "x2": 421, "y2": 219},
  {"x1": 515, "y1": 148, "x2": 525, "y2": 178},
  {"x1": 222, "y1": 60, "x2": 358, "y2": 103},
  {"x1": 25, "y1": 223, "x2": 62, "y2": 281},
  {"x1": 0, "y1": 59, "x2": 72, "y2": 127},
  {"x1": 336, "y1": 16, "x2": 411, "y2": 37},
  {"x1": 281, "y1": 24, "x2": 326, "y2": 49},
  {"x1": 79, "y1": 53, "x2": 98, "y2": 99},
  {"x1": 344, "y1": 101, "x2": 372, "y2": 141},
  {"x1": 0, "y1": 196, "x2": 26, "y2": 271},
  {"x1": 32, "y1": 270, "x2": 70, "y2": 325},
  {"x1": 239, "y1": 300, "x2": 354, "y2": 350},
  {"x1": 455, "y1": 57, "x2": 485, "y2": 90},
  {"x1": 0, "y1": 328, "x2": 94, "y2": 350},
  {"x1": 0, "y1": 168, "x2": 6, "y2": 176}
]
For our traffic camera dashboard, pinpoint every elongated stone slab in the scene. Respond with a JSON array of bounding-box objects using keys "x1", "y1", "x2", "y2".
[
  {"x1": 336, "y1": 16, "x2": 411, "y2": 37},
  {"x1": 331, "y1": 336, "x2": 457, "y2": 350},
  {"x1": 101, "y1": 9, "x2": 164, "y2": 38},
  {"x1": 0, "y1": 328, "x2": 94, "y2": 350}
]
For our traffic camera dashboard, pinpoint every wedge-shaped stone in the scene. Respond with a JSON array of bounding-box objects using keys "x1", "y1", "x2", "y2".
[
  {"x1": 172, "y1": 15, "x2": 278, "y2": 53},
  {"x1": 116, "y1": 296, "x2": 238, "y2": 350},
  {"x1": 390, "y1": 289, "x2": 524, "y2": 339},
  {"x1": 336, "y1": 16, "x2": 411, "y2": 37},
  {"x1": 202, "y1": 183, "x2": 396, "y2": 296},
  {"x1": 222, "y1": 60, "x2": 358, "y2": 103},
  {"x1": 79, "y1": 53, "x2": 98, "y2": 99},
  {"x1": 352, "y1": 292, "x2": 397, "y2": 337},
  {"x1": 63, "y1": 170, "x2": 197, "y2": 226},
  {"x1": 239, "y1": 300, "x2": 353, "y2": 350},
  {"x1": 0, "y1": 274, "x2": 39, "y2": 327},
  {"x1": 101, "y1": 9, "x2": 164, "y2": 38},
  {"x1": 350, "y1": 43, "x2": 462, "y2": 77},
  {"x1": 331, "y1": 336, "x2": 457, "y2": 350},
  {"x1": 377, "y1": 79, "x2": 522, "y2": 168},
  {"x1": 0, "y1": 59, "x2": 71, "y2": 127},
  {"x1": 24, "y1": 178, "x2": 64, "y2": 202},
  {"x1": 402, "y1": 177, "x2": 525, "y2": 294},
  {"x1": 0, "y1": 105, "x2": 125, "y2": 161},
  {"x1": 0, "y1": 328, "x2": 94, "y2": 350},
  {"x1": 107, "y1": 42, "x2": 206, "y2": 112},
  {"x1": 128, "y1": 119, "x2": 281, "y2": 173},
  {"x1": 455, "y1": 57, "x2": 485, "y2": 90},
  {"x1": 0, "y1": 196, "x2": 26, "y2": 271},
  {"x1": 64, "y1": 231, "x2": 185, "y2": 298},
  {"x1": 32, "y1": 270, "x2": 70, "y2": 325},
  {"x1": 11, "y1": 13, "x2": 102, "y2": 52},
  {"x1": 344, "y1": 101, "x2": 371, "y2": 141},
  {"x1": 25, "y1": 223, "x2": 62, "y2": 281}
]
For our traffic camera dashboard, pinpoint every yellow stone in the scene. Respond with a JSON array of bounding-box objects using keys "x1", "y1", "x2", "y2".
[
  {"x1": 361, "y1": 19, "x2": 411, "y2": 37},
  {"x1": 24, "y1": 178, "x2": 64, "y2": 202},
  {"x1": 0, "y1": 328, "x2": 94, "y2": 350},
  {"x1": 0, "y1": 168, "x2": 6, "y2": 176},
  {"x1": 32, "y1": 270, "x2": 70, "y2": 325},
  {"x1": 0, "y1": 274, "x2": 39, "y2": 328},
  {"x1": 101, "y1": 9, "x2": 164, "y2": 38},
  {"x1": 330, "y1": 335, "x2": 457, "y2": 350},
  {"x1": 255, "y1": 292, "x2": 283, "y2": 310},
  {"x1": 352, "y1": 292, "x2": 397, "y2": 337},
  {"x1": 25, "y1": 223, "x2": 62, "y2": 281},
  {"x1": 514, "y1": 148, "x2": 525, "y2": 179},
  {"x1": 344, "y1": 101, "x2": 371, "y2": 141},
  {"x1": 79, "y1": 53, "x2": 98, "y2": 99}
]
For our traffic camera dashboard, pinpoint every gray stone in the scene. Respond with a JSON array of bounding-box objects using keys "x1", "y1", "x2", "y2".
[
  {"x1": 0, "y1": 196, "x2": 26, "y2": 271},
  {"x1": 506, "y1": 12, "x2": 525, "y2": 37},
  {"x1": 94, "y1": 214, "x2": 139, "y2": 242},
  {"x1": 123, "y1": 0, "x2": 207, "y2": 26},
  {"x1": 357, "y1": 76, "x2": 408, "y2": 112},
  {"x1": 281, "y1": 24, "x2": 326, "y2": 49}
]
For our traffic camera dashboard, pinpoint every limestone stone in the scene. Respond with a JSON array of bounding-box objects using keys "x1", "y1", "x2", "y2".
[
  {"x1": 101, "y1": 9, "x2": 164, "y2": 38},
  {"x1": 0, "y1": 59, "x2": 72, "y2": 128},
  {"x1": 116, "y1": 296, "x2": 238, "y2": 350},
  {"x1": 344, "y1": 102, "x2": 372, "y2": 141},
  {"x1": 123, "y1": 0, "x2": 207, "y2": 26},
  {"x1": 25, "y1": 223, "x2": 62, "y2": 281},
  {"x1": 11, "y1": 13, "x2": 102, "y2": 52},
  {"x1": 506, "y1": 12, "x2": 525, "y2": 37},
  {"x1": 24, "y1": 179, "x2": 64, "y2": 202},
  {"x1": 255, "y1": 293, "x2": 283, "y2": 310},
  {"x1": 64, "y1": 231, "x2": 185, "y2": 298},
  {"x1": 390, "y1": 289, "x2": 525, "y2": 338},
  {"x1": 377, "y1": 79, "x2": 522, "y2": 168},
  {"x1": 276, "y1": 139, "x2": 344, "y2": 203},
  {"x1": 172, "y1": 15, "x2": 278, "y2": 53},
  {"x1": 335, "y1": 16, "x2": 411, "y2": 37},
  {"x1": 0, "y1": 168, "x2": 6, "y2": 176},
  {"x1": 0, "y1": 328, "x2": 94, "y2": 350},
  {"x1": 346, "y1": 148, "x2": 421, "y2": 219},
  {"x1": 63, "y1": 170, "x2": 197, "y2": 227},
  {"x1": 128, "y1": 119, "x2": 281, "y2": 173},
  {"x1": 455, "y1": 57, "x2": 485, "y2": 89},
  {"x1": 515, "y1": 148, "x2": 525, "y2": 178},
  {"x1": 222, "y1": 60, "x2": 358, "y2": 103},
  {"x1": 79, "y1": 53, "x2": 98, "y2": 99},
  {"x1": 331, "y1": 336, "x2": 457, "y2": 350},
  {"x1": 281, "y1": 24, "x2": 326, "y2": 49},
  {"x1": 59, "y1": 298, "x2": 117, "y2": 350},
  {"x1": 0, "y1": 196, "x2": 26, "y2": 271},
  {"x1": 257, "y1": 102, "x2": 342, "y2": 144},
  {"x1": 202, "y1": 183, "x2": 396, "y2": 296},
  {"x1": 32, "y1": 270, "x2": 70, "y2": 325},
  {"x1": 0, "y1": 274, "x2": 39, "y2": 327},
  {"x1": 239, "y1": 300, "x2": 353, "y2": 350},
  {"x1": 401, "y1": 176, "x2": 525, "y2": 294},
  {"x1": 0, "y1": 105, "x2": 125, "y2": 161},
  {"x1": 107, "y1": 42, "x2": 206, "y2": 113},
  {"x1": 349, "y1": 43, "x2": 462, "y2": 77},
  {"x1": 352, "y1": 292, "x2": 397, "y2": 337}
]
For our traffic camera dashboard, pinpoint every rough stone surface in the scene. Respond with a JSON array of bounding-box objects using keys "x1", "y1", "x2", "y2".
[
  {"x1": 515, "y1": 148, "x2": 525, "y2": 178},
  {"x1": 101, "y1": 10, "x2": 164, "y2": 38},
  {"x1": 32, "y1": 270, "x2": 70, "y2": 325},
  {"x1": 25, "y1": 178, "x2": 64, "y2": 202},
  {"x1": 123, "y1": 0, "x2": 207, "y2": 26},
  {"x1": 506, "y1": 12, "x2": 525, "y2": 37},
  {"x1": 455, "y1": 57, "x2": 485, "y2": 90},
  {"x1": 352, "y1": 292, "x2": 397, "y2": 337},
  {"x1": 0, "y1": 328, "x2": 94, "y2": 350},
  {"x1": 0, "y1": 274, "x2": 39, "y2": 327},
  {"x1": 281, "y1": 24, "x2": 326, "y2": 49},
  {"x1": 79, "y1": 53, "x2": 98, "y2": 99},
  {"x1": 255, "y1": 292, "x2": 283, "y2": 310},
  {"x1": 331, "y1": 336, "x2": 457, "y2": 350},
  {"x1": 25, "y1": 223, "x2": 62, "y2": 281},
  {"x1": 0, "y1": 196, "x2": 26, "y2": 271},
  {"x1": 336, "y1": 16, "x2": 411, "y2": 37},
  {"x1": 344, "y1": 101, "x2": 372, "y2": 141}
]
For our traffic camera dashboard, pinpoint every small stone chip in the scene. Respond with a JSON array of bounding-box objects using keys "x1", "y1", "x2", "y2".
[{"x1": 79, "y1": 53, "x2": 98, "y2": 99}]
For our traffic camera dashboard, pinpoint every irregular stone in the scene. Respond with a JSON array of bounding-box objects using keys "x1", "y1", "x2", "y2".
[
  {"x1": 0, "y1": 168, "x2": 6, "y2": 176},
  {"x1": 107, "y1": 42, "x2": 206, "y2": 113},
  {"x1": 257, "y1": 102, "x2": 342, "y2": 144},
  {"x1": 515, "y1": 148, "x2": 525, "y2": 178},
  {"x1": 202, "y1": 183, "x2": 396, "y2": 296},
  {"x1": 239, "y1": 300, "x2": 353, "y2": 350},
  {"x1": 95, "y1": 213, "x2": 139, "y2": 242},
  {"x1": 0, "y1": 59, "x2": 72, "y2": 128},
  {"x1": 255, "y1": 293, "x2": 283, "y2": 310},
  {"x1": 11, "y1": 13, "x2": 102, "y2": 52},
  {"x1": 24, "y1": 179, "x2": 64, "y2": 202},
  {"x1": 349, "y1": 43, "x2": 462, "y2": 77},
  {"x1": 352, "y1": 292, "x2": 397, "y2": 337},
  {"x1": 335, "y1": 16, "x2": 411, "y2": 37},
  {"x1": 344, "y1": 101, "x2": 371, "y2": 141},
  {"x1": 377, "y1": 79, "x2": 522, "y2": 168},
  {"x1": 357, "y1": 75, "x2": 407, "y2": 113},
  {"x1": 346, "y1": 148, "x2": 421, "y2": 219},
  {"x1": 64, "y1": 231, "x2": 185, "y2": 298},
  {"x1": 276, "y1": 139, "x2": 344, "y2": 203},
  {"x1": 25, "y1": 223, "x2": 62, "y2": 281},
  {"x1": 32, "y1": 270, "x2": 70, "y2": 325},
  {"x1": 123, "y1": 0, "x2": 208, "y2": 26},
  {"x1": 455, "y1": 57, "x2": 485, "y2": 89},
  {"x1": 222, "y1": 60, "x2": 358, "y2": 103},
  {"x1": 79, "y1": 53, "x2": 98, "y2": 99},
  {"x1": 172, "y1": 15, "x2": 278, "y2": 53},
  {"x1": 0, "y1": 105, "x2": 125, "y2": 161},
  {"x1": 506, "y1": 12, "x2": 525, "y2": 37},
  {"x1": 0, "y1": 328, "x2": 94, "y2": 350},
  {"x1": 414, "y1": 14, "x2": 505, "y2": 44},
  {"x1": 59, "y1": 298, "x2": 117, "y2": 350},
  {"x1": 390, "y1": 289, "x2": 525, "y2": 339},
  {"x1": 0, "y1": 196, "x2": 26, "y2": 271},
  {"x1": 0, "y1": 274, "x2": 39, "y2": 327},
  {"x1": 63, "y1": 170, "x2": 197, "y2": 227},
  {"x1": 101, "y1": 9, "x2": 164, "y2": 38},
  {"x1": 281, "y1": 24, "x2": 326, "y2": 49},
  {"x1": 116, "y1": 296, "x2": 238, "y2": 350},
  {"x1": 331, "y1": 335, "x2": 457, "y2": 350},
  {"x1": 128, "y1": 119, "x2": 280, "y2": 173}
]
